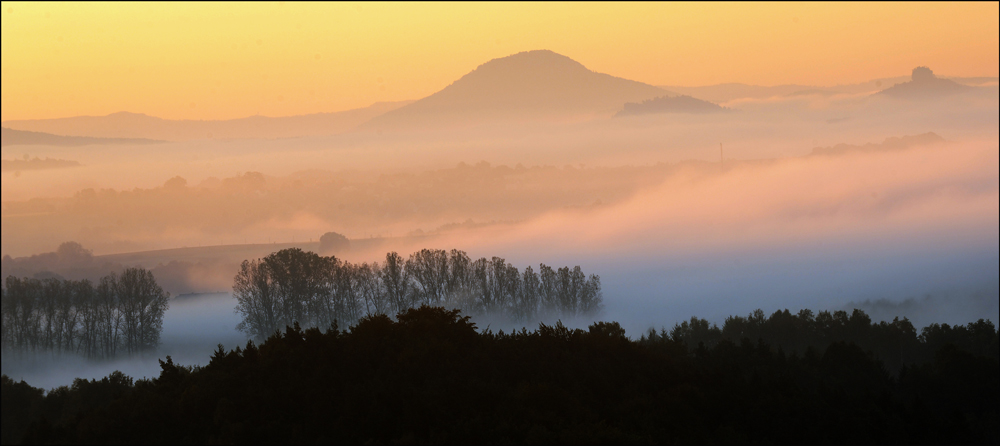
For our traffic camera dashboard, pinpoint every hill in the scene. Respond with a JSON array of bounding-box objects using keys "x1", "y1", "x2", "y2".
[
  {"x1": 1, "y1": 127, "x2": 163, "y2": 147},
  {"x1": 877, "y1": 67, "x2": 973, "y2": 99},
  {"x1": 362, "y1": 50, "x2": 670, "y2": 130},
  {"x1": 0, "y1": 101, "x2": 412, "y2": 141}
]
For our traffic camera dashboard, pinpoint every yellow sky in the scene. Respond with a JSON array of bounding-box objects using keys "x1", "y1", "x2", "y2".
[{"x1": 2, "y1": 2, "x2": 997, "y2": 121}]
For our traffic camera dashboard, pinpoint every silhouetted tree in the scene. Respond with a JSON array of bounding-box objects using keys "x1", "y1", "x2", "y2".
[
  {"x1": 117, "y1": 267, "x2": 169, "y2": 354},
  {"x1": 6, "y1": 305, "x2": 996, "y2": 444},
  {"x1": 318, "y1": 231, "x2": 350, "y2": 254},
  {"x1": 1, "y1": 267, "x2": 167, "y2": 358},
  {"x1": 230, "y1": 248, "x2": 603, "y2": 339},
  {"x1": 233, "y1": 258, "x2": 280, "y2": 341}
]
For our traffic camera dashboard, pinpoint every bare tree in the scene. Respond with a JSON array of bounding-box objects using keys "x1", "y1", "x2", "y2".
[
  {"x1": 311, "y1": 256, "x2": 340, "y2": 331},
  {"x1": 229, "y1": 248, "x2": 603, "y2": 338},
  {"x1": 381, "y1": 252, "x2": 410, "y2": 314},
  {"x1": 117, "y1": 267, "x2": 169, "y2": 354},
  {"x1": 2, "y1": 269, "x2": 168, "y2": 359},
  {"x1": 471, "y1": 258, "x2": 491, "y2": 315},
  {"x1": 355, "y1": 262, "x2": 388, "y2": 316},
  {"x1": 446, "y1": 250, "x2": 473, "y2": 309},
  {"x1": 519, "y1": 266, "x2": 540, "y2": 322},
  {"x1": 97, "y1": 274, "x2": 122, "y2": 358},
  {"x1": 264, "y1": 248, "x2": 327, "y2": 329},
  {"x1": 539, "y1": 264, "x2": 558, "y2": 316},
  {"x1": 40, "y1": 278, "x2": 62, "y2": 352},
  {"x1": 408, "y1": 249, "x2": 449, "y2": 306},
  {"x1": 233, "y1": 258, "x2": 280, "y2": 341},
  {"x1": 76, "y1": 279, "x2": 101, "y2": 358},
  {"x1": 579, "y1": 274, "x2": 603, "y2": 315}
]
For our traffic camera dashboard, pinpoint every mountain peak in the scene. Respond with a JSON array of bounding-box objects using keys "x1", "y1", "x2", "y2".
[
  {"x1": 878, "y1": 66, "x2": 969, "y2": 99},
  {"x1": 363, "y1": 50, "x2": 669, "y2": 130},
  {"x1": 107, "y1": 111, "x2": 151, "y2": 117},
  {"x1": 472, "y1": 50, "x2": 587, "y2": 72},
  {"x1": 449, "y1": 50, "x2": 597, "y2": 90}
]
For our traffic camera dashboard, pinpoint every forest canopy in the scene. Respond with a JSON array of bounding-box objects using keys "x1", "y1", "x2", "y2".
[{"x1": 2, "y1": 305, "x2": 996, "y2": 444}]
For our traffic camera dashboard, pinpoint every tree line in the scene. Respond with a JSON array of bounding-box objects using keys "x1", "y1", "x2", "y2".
[
  {"x1": 233, "y1": 248, "x2": 602, "y2": 340},
  {"x1": 662, "y1": 308, "x2": 998, "y2": 372},
  {"x1": 3, "y1": 306, "x2": 996, "y2": 444},
  {"x1": 0, "y1": 267, "x2": 169, "y2": 358}
]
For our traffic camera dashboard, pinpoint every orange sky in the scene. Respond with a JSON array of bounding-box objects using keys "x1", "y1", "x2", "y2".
[{"x1": 2, "y1": 2, "x2": 997, "y2": 121}]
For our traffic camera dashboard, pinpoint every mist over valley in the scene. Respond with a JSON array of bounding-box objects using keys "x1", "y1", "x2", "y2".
[{"x1": 2, "y1": 6, "x2": 998, "y2": 441}]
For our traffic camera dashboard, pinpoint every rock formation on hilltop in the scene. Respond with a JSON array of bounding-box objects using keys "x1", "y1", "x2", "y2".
[{"x1": 877, "y1": 67, "x2": 970, "y2": 99}]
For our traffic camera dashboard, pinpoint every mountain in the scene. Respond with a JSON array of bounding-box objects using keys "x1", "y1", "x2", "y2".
[
  {"x1": 877, "y1": 67, "x2": 972, "y2": 99},
  {"x1": 1, "y1": 127, "x2": 163, "y2": 147},
  {"x1": 1, "y1": 101, "x2": 412, "y2": 142},
  {"x1": 614, "y1": 95, "x2": 729, "y2": 117},
  {"x1": 362, "y1": 50, "x2": 671, "y2": 130}
]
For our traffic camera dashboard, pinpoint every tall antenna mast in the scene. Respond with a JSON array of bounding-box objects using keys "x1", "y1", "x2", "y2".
[{"x1": 720, "y1": 143, "x2": 723, "y2": 168}]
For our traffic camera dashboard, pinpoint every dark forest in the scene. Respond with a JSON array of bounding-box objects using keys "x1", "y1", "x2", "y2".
[{"x1": 2, "y1": 305, "x2": 996, "y2": 444}]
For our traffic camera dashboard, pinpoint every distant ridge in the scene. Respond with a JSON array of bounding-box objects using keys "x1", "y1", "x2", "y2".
[
  {"x1": 877, "y1": 67, "x2": 971, "y2": 99},
  {"x1": 363, "y1": 50, "x2": 671, "y2": 130},
  {"x1": 614, "y1": 95, "x2": 729, "y2": 117},
  {"x1": 656, "y1": 83, "x2": 823, "y2": 104},
  {"x1": 1, "y1": 101, "x2": 413, "y2": 141},
  {"x1": 2, "y1": 156, "x2": 81, "y2": 172},
  {"x1": 809, "y1": 132, "x2": 945, "y2": 156},
  {"x1": 1, "y1": 127, "x2": 163, "y2": 147},
  {"x1": 660, "y1": 74, "x2": 996, "y2": 103}
]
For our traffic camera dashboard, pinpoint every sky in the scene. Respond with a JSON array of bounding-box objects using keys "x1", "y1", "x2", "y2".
[{"x1": 2, "y1": 1, "x2": 998, "y2": 121}]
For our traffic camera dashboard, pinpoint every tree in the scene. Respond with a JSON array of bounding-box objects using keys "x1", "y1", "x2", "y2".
[
  {"x1": 231, "y1": 248, "x2": 603, "y2": 335},
  {"x1": 318, "y1": 231, "x2": 350, "y2": 254},
  {"x1": 354, "y1": 262, "x2": 387, "y2": 316},
  {"x1": 264, "y1": 248, "x2": 327, "y2": 329},
  {"x1": 96, "y1": 274, "x2": 122, "y2": 358},
  {"x1": 579, "y1": 273, "x2": 602, "y2": 315},
  {"x1": 233, "y1": 258, "x2": 280, "y2": 341},
  {"x1": 2, "y1": 269, "x2": 167, "y2": 359},
  {"x1": 116, "y1": 267, "x2": 169, "y2": 354},
  {"x1": 382, "y1": 252, "x2": 410, "y2": 313},
  {"x1": 407, "y1": 249, "x2": 449, "y2": 306},
  {"x1": 518, "y1": 266, "x2": 540, "y2": 321},
  {"x1": 538, "y1": 264, "x2": 557, "y2": 315}
]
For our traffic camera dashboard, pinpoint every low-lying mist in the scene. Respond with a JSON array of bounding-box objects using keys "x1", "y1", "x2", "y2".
[
  {"x1": 3, "y1": 83, "x2": 996, "y2": 202},
  {"x1": 3, "y1": 72, "x2": 998, "y2": 391},
  {"x1": 359, "y1": 137, "x2": 998, "y2": 332},
  {"x1": 1, "y1": 292, "x2": 243, "y2": 391},
  {"x1": 3, "y1": 135, "x2": 996, "y2": 390}
]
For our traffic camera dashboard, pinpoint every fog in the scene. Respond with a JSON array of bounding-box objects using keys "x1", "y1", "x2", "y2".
[
  {"x1": 2, "y1": 56, "x2": 998, "y2": 390},
  {"x1": 3, "y1": 91, "x2": 996, "y2": 257},
  {"x1": 1, "y1": 293, "x2": 243, "y2": 392},
  {"x1": 359, "y1": 137, "x2": 999, "y2": 332},
  {"x1": 4, "y1": 135, "x2": 996, "y2": 390}
]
